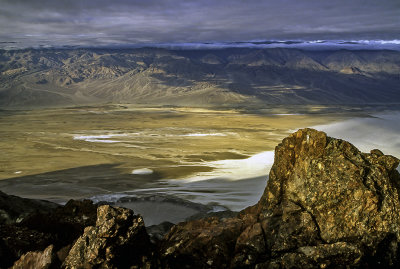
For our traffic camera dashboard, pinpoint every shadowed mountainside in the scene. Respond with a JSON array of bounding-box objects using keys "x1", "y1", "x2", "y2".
[{"x1": 0, "y1": 48, "x2": 399, "y2": 107}]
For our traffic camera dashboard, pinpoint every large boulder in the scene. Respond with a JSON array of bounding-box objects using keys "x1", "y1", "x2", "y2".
[
  {"x1": 256, "y1": 128, "x2": 400, "y2": 267},
  {"x1": 161, "y1": 128, "x2": 400, "y2": 268},
  {"x1": 63, "y1": 205, "x2": 154, "y2": 268}
]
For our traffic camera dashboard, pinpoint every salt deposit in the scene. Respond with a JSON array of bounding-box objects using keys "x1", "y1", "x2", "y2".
[
  {"x1": 181, "y1": 133, "x2": 228, "y2": 137},
  {"x1": 181, "y1": 151, "x2": 274, "y2": 182},
  {"x1": 132, "y1": 168, "x2": 154, "y2": 175},
  {"x1": 73, "y1": 134, "x2": 127, "y2": 143}
]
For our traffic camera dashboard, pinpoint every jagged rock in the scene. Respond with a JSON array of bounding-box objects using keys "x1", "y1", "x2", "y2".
[
  {"x1": 254, "y1": 128, "x2": 400, "y2": 267},
  {"x1": 0, "y1": 190, "x2": 58, "y2": 225},
  {"x1": 146, "y1": 221, "x2": 175, "y2": 244},
  {"x1": 21, "y1": 199, "x2": 98, "y2": 248},
  {"x1": 56, "y1": 245, "x2": 72, "y2": 266},
  {"x1": 256, "y1": 242, "x2": 363, "y2": 269},
  {"x1": 161, "y1": 128, "x2": 400, "y2": 268},
  {"x1": 11, "y1": 244, "x2": 57, "y2": 269},
  {"x1": 231, "y1": 222, "x2": 267, "y2": 267},
  {"x1": 63, "y1": 205, "x2": 154, "y2": 268},
  {"x1": 0, "y1": 198, "x2": 97, "y2": 268},
  {"x1": 161, "y1": 216, "x2": 247, "y2": 269}
]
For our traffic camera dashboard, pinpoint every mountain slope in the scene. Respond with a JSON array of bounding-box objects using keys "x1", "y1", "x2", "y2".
[{"x1": 0, "y1": 48, "x2": 399, "y2": 107}]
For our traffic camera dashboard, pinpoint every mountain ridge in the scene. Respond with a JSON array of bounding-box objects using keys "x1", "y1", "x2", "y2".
[{"x1": 0, "y1": 48, "x2": 399, "y2": 108}]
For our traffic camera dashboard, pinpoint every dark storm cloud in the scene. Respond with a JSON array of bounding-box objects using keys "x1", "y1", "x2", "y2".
[{"x1": 0, "y1": 0, "x2": 399, "y2": 48}]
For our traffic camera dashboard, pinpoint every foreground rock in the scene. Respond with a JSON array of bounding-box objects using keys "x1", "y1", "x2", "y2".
[
  {"x1": 0, "y1": 199, "x2": 98, "y2": 268},
  {"x1": 11, "y1": 245, "x2": 57, "y2": 269},
  {"x1": 63, "y1": 205, "x2": 154, "y2": 268},
  {"x1": 257, "y1": 128, "x2": 400, "y2": 267},
  {"x1": 0, "y1": 190, "x2": 58, "y2": 225},
  {"x1": 161, "y1": 128, "x2": 400, "y2": 268},
  {"x1": 21, "y1": 199, "x2": 98, "y2": 248}
]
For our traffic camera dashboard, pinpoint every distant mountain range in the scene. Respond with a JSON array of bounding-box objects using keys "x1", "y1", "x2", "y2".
[{"x1": 0, "y1": 47, "x2": 399, "y2": 108}]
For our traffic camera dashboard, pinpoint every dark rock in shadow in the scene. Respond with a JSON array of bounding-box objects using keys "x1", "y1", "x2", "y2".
[
  {"x1": 0, "y1": 190, "x2": 58, "y2": 225},
  {"x1": 21, "y1": 199, "x2": 98, "y2": 249},
  {"x1": 0, "y1": 225, "x2": 53, "y2": 268},
  {"x1": 0, "y1": 197, "x2": 98, "y2": 268},
  {"x1": 146, "y1": 221, "x2": 175, "y2": 244}
]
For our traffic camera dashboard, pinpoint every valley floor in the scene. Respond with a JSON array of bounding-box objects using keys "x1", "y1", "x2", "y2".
[{"x1": 0, "y1": 104, "x2": 399, "y2": 224}]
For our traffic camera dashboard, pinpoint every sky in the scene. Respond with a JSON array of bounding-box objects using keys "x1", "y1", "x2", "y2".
[{"x1": 0, "y1": 0, "x2": 399, "y2": 48}]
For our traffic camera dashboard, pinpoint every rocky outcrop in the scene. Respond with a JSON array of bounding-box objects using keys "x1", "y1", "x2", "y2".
[
  {"x1": 162, "y1": 216, "x2": 247, "y2": 268},
  {"x1": 0, "y1": 225, "x2": 54, "y2": 268},
  {"x1": 63, "y1": 205, "x2": 154, "y2": 268},
  {"x1": 161, "y1": 128, "x2": 400, "y2": 268},
  {"x1": 256, "y1": 128, "x2": 400, "y2": 268},
  {"x1": 0, "y1": 199, "x2": 98, "y2": 268},
  {"x1": 21, "y1": 199, "x2": 98, "y2": 248},
  {"x1": 0, "y1": 190, "x2": 58, "y2": 225}
]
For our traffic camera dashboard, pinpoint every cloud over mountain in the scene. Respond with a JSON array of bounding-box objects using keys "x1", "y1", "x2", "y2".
[{"x1": 1, "y1": 0, "x2": 399, "y2": 48}]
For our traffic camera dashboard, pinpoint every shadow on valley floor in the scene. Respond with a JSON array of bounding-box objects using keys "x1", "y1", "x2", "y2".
[
  {"x1": 0, "y1": 163, "x2": 167, "y2": 203},
  {"x1": 0, "y1": 162, "x2": 269, "y2": 211}
]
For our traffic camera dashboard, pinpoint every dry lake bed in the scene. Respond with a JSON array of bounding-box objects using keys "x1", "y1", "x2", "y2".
[{"x1": 0, "y1": 104, "x2": 399, "y2": 224}]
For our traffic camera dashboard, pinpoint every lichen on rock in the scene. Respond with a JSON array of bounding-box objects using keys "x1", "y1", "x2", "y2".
[
  {"x1": 259, "y1": 129, "x2": 400, "y2": 247},
  {"x1": 161, "y1": 128, "x2": 400, "y2": 268}
]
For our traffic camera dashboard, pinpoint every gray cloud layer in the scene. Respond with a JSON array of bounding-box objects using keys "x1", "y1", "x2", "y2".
[{"x1": 0, "y1": 0, "x2": 399, "y2": 48}]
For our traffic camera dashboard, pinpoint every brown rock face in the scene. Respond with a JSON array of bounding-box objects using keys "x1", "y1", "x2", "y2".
[
  {"x1": 259, "y1": 128, "x2": 400, "y2": 248},
  {"x1": 161, "y1": 128, "x2": 400, "y2": 268},
  {"x1": 63, "y1": 205, "x2": 154, "y2": 268},
  {"x1": 161, "y1": 216, "x2": 247, "y2": 268},
  {"x1": 0, "y1": 199, "x2": 97, "y2": 268},
  {"x1": 11, "y1": 245, "x2": 57, "y2": 269}
]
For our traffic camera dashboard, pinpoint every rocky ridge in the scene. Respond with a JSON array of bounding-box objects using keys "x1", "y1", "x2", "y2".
[
  {"x1": 1, "y1": 128, "x2": 400, "y2": 268},
  {"x1": 1, "y1": 48, "x2": 400, "y2": 107}
]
